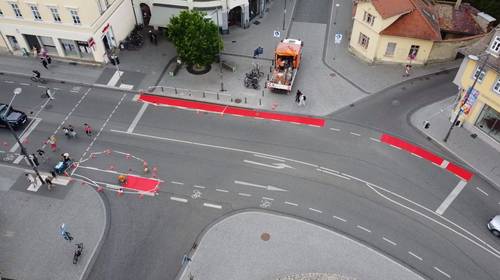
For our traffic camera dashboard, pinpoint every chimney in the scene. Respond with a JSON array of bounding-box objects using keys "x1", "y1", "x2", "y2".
[{"x1": 455, "y1": 0, "x2": 462, "y2": 10}]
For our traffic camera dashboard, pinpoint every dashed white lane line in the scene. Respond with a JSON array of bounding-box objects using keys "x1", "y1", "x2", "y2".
[
  {"x1": 193, "y1": 185, "x2": 206, "y2": 189},
  {"x1": 238, "y1": 192, "x2": 252, "y2": 197},
  {"x1": 356, "y1": 225, "x2": 372, "y2": 233},
  {"x1": 433, "y1": 267, "x2": 451, "y2": 278},
  {"x1": 4, "y1": 81, "x2": 14, "y2": 83},
  {"x1": 127, "y1": 102, "x2": 149, "y2": 133},
  {"x1": 436, "y1": 180, "x2": 467, "y2": 215},
  {"x1": 216, "y1": 188, "x2": 229, "y2": 193},
  {"x1": 284, "y1": 201, "x2": 298, "y2": 206},
  {"x1": 370, "y1": 137, "x2": 381, "y2": 143},
  {"x1": 476, "y1": 187, "x2": 489, "y2": 196},
  {"x1": 333, "y1": 216, "x2": 347, "y2": 222},
  {"x1": 171, "y1": 181, "x2": 184, "y2": 185},
  {"x1": 262, "y1": 196, "x2": 274, "y2": 201},
  {"x1": 253, "y1": 153, "x2": 285, "y2": 162},
  {"x1": 308, "y1": 208, "x2": 322, "y2": 213},
  {"x1": 329, "y1": 128, "x2": 341, "y2": 131},
  {"x1": 318, "y1": 166, "x2": 339, "y2": 173},
  {"x1": 203, "y1": 203, "x2": 222, "y2": 209},
  {"x1": 37, "y1": 85, "x2": 47, "y2": 88},
  {"x1": 350, "y1": 132, "x2": 361, "y2": 136},
  {"x1": 317, "y1": 168, "x2": 351, "y2": 180},
  {"x1": 20, "y1": 82, "x2": 30, "y2": 86},
  {"x1": 382, "y1": 237, "x2": 397, "y2": 246},
  {"x1": 170, "y1": 197, "x2": 188, "y2": 203},
  {"x1": 408, "y1": 251, "x2": 423, "y2": 261},
  {"x1": 390, "y1": 145, "x2": 402, "y2": 150}
]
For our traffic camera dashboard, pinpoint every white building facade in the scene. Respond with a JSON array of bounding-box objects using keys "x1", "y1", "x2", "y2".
[
  {"x1": 133, "y1": 0, "x2": 269, "y2": 33},
  {"x1": 0, "y1": 0, "x2": 136, "y2": 63}
]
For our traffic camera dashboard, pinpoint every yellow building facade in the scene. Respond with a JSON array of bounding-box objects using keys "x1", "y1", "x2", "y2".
[
  {"x1": 453, "y1": 30, "x2": 500, "y2": 144},
  {"x1": 0, "y1": 0, "x2": 135, "y2": 63}
]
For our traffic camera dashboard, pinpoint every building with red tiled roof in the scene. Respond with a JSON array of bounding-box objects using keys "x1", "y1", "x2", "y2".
[{"x1": 349, "y1": 0, "x2": 495, "y2": 64}]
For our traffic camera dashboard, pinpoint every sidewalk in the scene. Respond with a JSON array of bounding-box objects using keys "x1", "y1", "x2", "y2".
[
  {"x1": 411, "y1": 97, "x2": 500, "y2": 190},
  {"x1": 176, "y1": 211, "x2": 424, "y2": 280},
  {"x1": 0, "y1": 165, "x2": 106, "y2": 280}
]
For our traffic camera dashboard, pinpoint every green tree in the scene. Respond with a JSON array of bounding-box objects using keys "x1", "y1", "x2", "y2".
[
  {"x1": 465, "y1": 0, "x2": 500, "y2": 25},
  {"x1": 166, "y1": 10, "x2": 223, "y2": 67}
]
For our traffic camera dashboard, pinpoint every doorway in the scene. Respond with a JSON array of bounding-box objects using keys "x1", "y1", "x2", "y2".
[
  {"x1": 249, "y1": 0, "x2": 259, "y2": 20},
  {"x1": 228, "y1": 6, "x2": 242, "y2": 27},
  {"x1": 140, "y1": 3, "x2": 151, "y2": 26},
  {"x1": 23, "y1": 34, "x2": 41, "y2": 52}
]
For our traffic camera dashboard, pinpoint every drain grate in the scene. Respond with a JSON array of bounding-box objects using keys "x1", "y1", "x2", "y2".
[{"x1": 234, "y1": 98, "x2": 242, "y2": 104}]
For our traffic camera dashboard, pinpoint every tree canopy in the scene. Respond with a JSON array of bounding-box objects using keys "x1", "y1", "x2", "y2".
[{"x1": 166, "y1": 10, "x2": 223, "y2": 67}]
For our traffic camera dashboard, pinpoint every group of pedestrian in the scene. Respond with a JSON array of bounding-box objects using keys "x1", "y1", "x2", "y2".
[
  {"x1": 295, "y1": 90, "x2": 307, "y2": 106},
  {"x1": 36, "y1": 47, "x2": 52, "y2": 69}
]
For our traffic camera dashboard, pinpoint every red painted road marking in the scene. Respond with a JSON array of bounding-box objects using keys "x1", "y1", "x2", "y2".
[
  {"x1": 138, "y1": 94, "x2": 325, "y2": 127},
  {"x1": 124, "y1": 175, "x2": 160, "y2": 193},
  {"x1": 380, "y1": 134, "x2": 473, "y2": 181}
]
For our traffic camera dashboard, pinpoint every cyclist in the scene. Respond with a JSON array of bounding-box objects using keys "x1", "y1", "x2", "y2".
[{"x1": 32, "y1": 70, "x2": 41, "y2": 79}]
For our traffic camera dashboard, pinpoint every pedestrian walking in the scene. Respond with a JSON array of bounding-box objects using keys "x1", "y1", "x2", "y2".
[
  {"x1": 45, "y1": 176, "x2": 54, "y2": 191},
  {"x1": 44, "y1": 88, "x2": 55, "y2": 100},
  {"x1": 295, "y1": 90, "x2": 302, "y2": 103},
  {"x1": 25, "y1": 173, "x2": 35, "y2": 186},
  {"x1": 403, "y1": 64, "x2": 411, "y2": 77},
  {"x1": 47, "y1": 135, "x2": 57, "y2": 151},
  {"x1": 41, "y1": 57, "x2": 48, "y2": 69},
  {"x1": 46, "y1": 55, "x2": 52, "y2": 64},
  {"x1": 83, "y1": 123, "x2": 93, "y2": 136},
  {"x1": 62, "y1": 152, "x2": 71, "y2": 163},
  {"x1": 59, "y1": 223, "x2": 73, "y2": 242},
  {"x1": 29, "y1": 153, "x2": 39, "y2": 167},
  {"x1": 298, "y1": 94, "x2": 307, "y2": 106},
  {"x1": 36, "y1": 149, "x2": 46, "y2": 162}
]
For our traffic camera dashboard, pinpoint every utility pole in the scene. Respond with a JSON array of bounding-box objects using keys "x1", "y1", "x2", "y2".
[
  {"x1": 444, "y1": 54, "x2": 489, "y2": 142},
  {"x1": 216, "y1": 8, "x2": 225, "y2": 92},
  {"x1": 282, "y1": 0, "x2": 287, "y2": 31}
]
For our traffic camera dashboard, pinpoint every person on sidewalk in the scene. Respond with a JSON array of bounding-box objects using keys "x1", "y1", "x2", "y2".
[
  {"x1": 45, "y1": 176, "x2": 54, "y2": 191},
  {"x1": 47, "y1": 136, "x2": 57, "y2": 152},
  {"x1": 84, "y1": 123, "x2": 93, "y2": 136},
  {"x1": 41, "y1": 57, "x2": 48, "y2": 69},
  {"x1": 298, "y1": 94, "x2": 307, "y2": 106},
  {"x1": 295, "y1": 90, "x2": 302, "y2": 103},
  {"x1": 403, "y1": 64, "x2": 412, "y2": 77},
  {"x1": 36, "y1": 149, "x2": 46, "y2": 162},
  {"x1": 25, "y1": 173, "x2": 35, "y2": 186}
]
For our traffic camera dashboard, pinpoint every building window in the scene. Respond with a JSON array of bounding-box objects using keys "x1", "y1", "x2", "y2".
[
  {"x1": 493, "y1": 78, "x2": 500, "y2": 94},
  {"x1": 11, "y1": 3, "x2": 22, "y2": 18},
  {"x1": 6, "y1": 35, "x2": 20, "y2": 50},
  {"x1": 473, "y1": 66, "x2": 486, "y2": 83},
  {"x1": 490, "y1": 36, "x2": 500, "y2": 54},
  {"x1": 50, "y1": 7, "x2": 61, "y2": 22},
  {"x1": 409, "y1": 45, "x2": 420, "y2": 59},
  {"x1": 363, "y1": 11, "x2": 375, "y2": 26},
  {"x1": 70, "y1": 9, "x2": 81, "y2": 25},
  {"x1": 97, "y1": 0, "x2": 110, "y2": 14},
  {"x1": 60, "y1": 39, "x2": 78, "y2": 56},
  {"x1": 358, "y1": 33, "x2": 369, "y2": 49},
  {"x1": 385, "y1": 42, "x2": 396, "y2": 56},
  {"x1": 30, "y1": 5, "x2": 42, "y2": 21},
  {"x1": 475, "y1": 105, "x2": 500, "y2": 142}
]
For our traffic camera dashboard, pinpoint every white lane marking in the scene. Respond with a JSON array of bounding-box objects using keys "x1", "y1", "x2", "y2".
[
  {"x1": 411, "y1": 153, "x2": 423, "y2": 159},
  {"x1": 107, "y1": 70, "x2": 123, "y2": 87},
  {"x1": 110, "y1": 130, "x2": 319, "y2": 167},
  {"x1": 10, "y1": 117, "x2": 42, "y2": 153},
  {"x1": 350, "y1": 132, "x2": 361, "y2": 136},
  {"x1": 127, "y1": 102, "x2": 149, "y2": 133},
  {"x1": 171, "y1": 181, "x2": 185, "y2": 185},
  {"x1": 317, "y1": 169, "x2": 351, "y2": 180},
  {"x1": 284, "y1": 201, "x2": 298, "y2": 206},
  {"x1": 243, "y1": 160, "x2": 294, "y2": 170},
  {"x1": 216, "y1": 188, "x2": 229, "y2": 193},
  {"x1": 433, "y1": 267, "x2": 451, "y2": 278},
  {"x1": 333, "y1": 216, "x2": 347, "y2": 222},
  {"x1": 253, "y1": 153, "x2": 285, "y2": 162},
  {"x1": 318, "y1": 166, "x2": 339, "y2": 173},
  {"x1": 234, "y1": 180, "x2": 288, "y2": 192},
  {"x1": 262, "y1": 196, "x2": 274, "y2": 201},
  {"x1": 170, "y1": 197, "x2": 188, "y2": 203},
  {"x1": 119, "y1": 83, "x2": 134, "y2": 90},
  {"x1": 390, "y1": 145, "x2": 402, "y2": 150},
  {"x1": 308, "y1": 208, "x2": 322, "y2": 213},
  {"x1": 193, "y1": 185, "x2": 206, "y2": 189},
  {"x1": 203, "y1": 203, "x2": 222, "y2": 209},
  {"x1": 365, "y1": 182, "x2": 500, "y2": 259},
  {"x1": 329, "y1": 128, "x2": 341, "y2": 131},
  {"x1": 4, "y1": 81, "x2": 14, "y2": 83},
  {"x1": 356, "y1": 225, "x2": 372, "y2": 233},
  {"x1": 476, "y1": 187, "x2": 489, "y2": 196},
  {"x1": 408, "y1": 251, "x2": 423, "y2": 261},
  {"x1": 370, "y1": 137, "x2": 381, "y2": 143},
  {"x1": 440, "y1": 160, "x2": 449, "y2": 169},
  {"x1": 382, "y1": 237, "x2": 397, "y2": 246},
  {"x1": 238, "y1": 192, "x2": 252, "y2": 197},
  {"x1": 436, "y1": 180, "x2": 467, "y2": 215},
  {"x1": 20, "y1": 82, "x2": 30, "y2": 86},
  {"x1": 341, "y1": 173, "x2": 364, "y2": 182},
  {"x1": 37, "y1": 85, "x2": 47, "y2": 88}
]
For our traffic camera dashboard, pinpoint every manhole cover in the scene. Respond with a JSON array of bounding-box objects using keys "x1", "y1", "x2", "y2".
[
  {"x1": 234, "y1": 98, "x2": 242, "y2": 104},
  {"x1": 261, "y1": 232, "x2": 270, "y2": 241}
]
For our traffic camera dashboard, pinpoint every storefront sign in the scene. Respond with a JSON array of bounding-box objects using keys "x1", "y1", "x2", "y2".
[
  {"x1": 87, "y1": 37, "x2": 95, "y2": 47},
  {"x1": 461, "y1": 87, "x2": 480, "y2": 115},
  {"x1": 102, "y1": 23, "x2": 110, "y2": 34}
]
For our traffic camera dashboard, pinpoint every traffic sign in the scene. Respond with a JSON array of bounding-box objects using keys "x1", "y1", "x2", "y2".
[
  {"x1": 273, "y1": 30, "x2": 281, "y2": 38},
  {"x1": 334, "y1": 33, "x2": 343, "y2": 44}
]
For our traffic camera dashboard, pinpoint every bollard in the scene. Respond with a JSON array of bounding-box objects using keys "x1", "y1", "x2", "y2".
[
  {"x1": 217, "y1": 93, "x2": 219, "y2": 100},
  {"x1": 244, "y1": 97, "x2": 247, "y2": 104},
  {"x1": 203, "y1": 91, "x2": 206, "y2": 98},
  {"x1": 262, "y1": 90, "x2": 264, "y2": 97},
  {"x1": 259, "y1": 98, "x2": 262, "y2": 106},
  {"x1": 267, "y1": 74, "x2": 269, "y2": 80},
  {"x1": 188, "y1": 90, "x2": 191, "y2": 96},
  {"x1": 270, "y1": 65, "x2": 272, "y2": 72},
  {"x1": 231, "y1": 98, "x2": 233, "y2": 102},
  {"x1": 175, "y1": 88, "x2": 178, "y2": 95},
  {"x1": 161, "y1": 86, "x2": 164, "y2": 92}
]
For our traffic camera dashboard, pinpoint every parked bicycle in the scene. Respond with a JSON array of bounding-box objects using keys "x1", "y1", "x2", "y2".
[{"x1": 243, "y1": 63, "x2": 264, "y2": 90}]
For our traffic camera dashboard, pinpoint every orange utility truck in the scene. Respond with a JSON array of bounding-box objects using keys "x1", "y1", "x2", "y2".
[{"x1": 267, "y1": 39, "x2": 303, "y2": 92}]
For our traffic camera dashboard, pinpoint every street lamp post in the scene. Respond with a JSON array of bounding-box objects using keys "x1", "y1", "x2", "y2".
[
  {"x1": 282, "y1": 0, "x2": 287, "y2": 31},
  {"x1": 443, "y1": 54, "x2": 489, "y2": 142},
  {"x1": 215, "y1": 8, "x2": 225, "y2": 92},
  {"x1": 2, "y1": 88, "x2": 44, "y2": 183}
]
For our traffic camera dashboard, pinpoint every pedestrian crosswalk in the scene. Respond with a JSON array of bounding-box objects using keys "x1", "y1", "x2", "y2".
[{"x1": 26, "y1": 172, "x2": 70, "y2": 192}]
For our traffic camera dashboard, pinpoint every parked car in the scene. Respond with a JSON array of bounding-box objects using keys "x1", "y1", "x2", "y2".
[
  {"x1": 0, "y1": 103, "x2": 28, "y2": 130},
  {"x1": 487, "y1": 215, "x2": 500, "y2": 237}
]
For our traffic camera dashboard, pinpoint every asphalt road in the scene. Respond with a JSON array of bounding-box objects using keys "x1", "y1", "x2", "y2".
[{"x1": 1, "y1": 72, "x2": 499, "y2": 280}]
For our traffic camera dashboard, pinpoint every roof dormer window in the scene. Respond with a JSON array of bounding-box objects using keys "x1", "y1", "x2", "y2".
[{"x1": 490, "y1": 36, "x2": 500, "y2": 54}]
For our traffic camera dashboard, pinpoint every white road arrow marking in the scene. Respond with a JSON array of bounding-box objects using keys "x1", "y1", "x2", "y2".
[
  {"x1": 243, "y1": 160, "x2": 294, "y2": 169},
  {"x1": 234, "y1": 180, "x2": 288, "y2": 192}
]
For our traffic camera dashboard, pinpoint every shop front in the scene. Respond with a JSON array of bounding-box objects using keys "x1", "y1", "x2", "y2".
[{"x1": 475, "y1": 104, "x2": 500, "y2": 142}]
